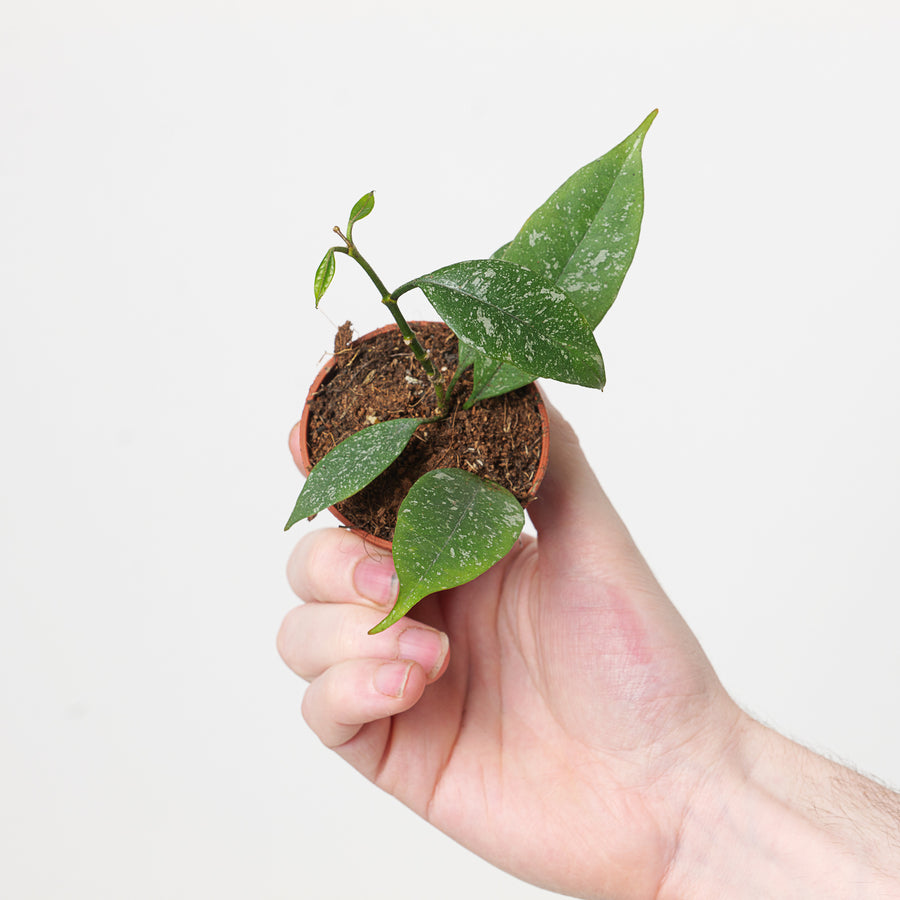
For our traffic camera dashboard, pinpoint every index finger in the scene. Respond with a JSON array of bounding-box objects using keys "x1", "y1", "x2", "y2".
[{"x1": 286, "y1": 528, "x2": 399, "y2": 609}]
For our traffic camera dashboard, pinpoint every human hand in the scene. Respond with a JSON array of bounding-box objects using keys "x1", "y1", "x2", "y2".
[{"x1": 278, "y1": 403, "x2": 745, "y2": 899}]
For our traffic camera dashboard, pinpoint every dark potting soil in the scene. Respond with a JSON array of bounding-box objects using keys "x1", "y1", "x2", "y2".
[{"x1": 304, "y1": 321, "x2": 545, "y2": 542}]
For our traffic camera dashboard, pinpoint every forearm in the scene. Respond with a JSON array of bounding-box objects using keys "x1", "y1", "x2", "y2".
[{"x1": 660, "y1": 714, "x2": 900, "y2": 899}]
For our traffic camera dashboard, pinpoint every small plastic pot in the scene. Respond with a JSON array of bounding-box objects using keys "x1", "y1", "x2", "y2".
[{"x1": 297, "y1": 322, "x2": 551, "y2": 550}]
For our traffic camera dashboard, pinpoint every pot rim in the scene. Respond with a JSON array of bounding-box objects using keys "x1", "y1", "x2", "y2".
[{"x1": 297, "y1": 321, "x2": 550, "y2": 551}]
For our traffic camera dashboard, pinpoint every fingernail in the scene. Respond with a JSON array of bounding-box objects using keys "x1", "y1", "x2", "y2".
[
  {"x1": 398, "y1": 627, "x2": 448, "y2": 680},
  {"x1": 375, "y1": 661, "x2": 412, "y2": 698},
  {"x1": 354, "y1": 556, "x2": 399, "y2": 606}
]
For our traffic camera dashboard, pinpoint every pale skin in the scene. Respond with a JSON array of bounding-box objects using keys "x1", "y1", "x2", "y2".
[{"x1": 278, "y1": 403, "x2": 900, "y2": 899}]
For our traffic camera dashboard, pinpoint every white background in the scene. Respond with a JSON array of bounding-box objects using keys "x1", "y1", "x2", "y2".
[{"x1": 2, "y1": 2, "x2": 899, "y2": 897}]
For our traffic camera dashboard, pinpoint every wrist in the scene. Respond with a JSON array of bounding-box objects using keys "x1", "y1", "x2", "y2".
[{"x1": 659, "y1": 712, "x2": 900, "y2": 899}]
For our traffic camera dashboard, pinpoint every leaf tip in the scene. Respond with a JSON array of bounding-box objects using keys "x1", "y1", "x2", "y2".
[
  {"x1": 368, "y1": 605, "x2": 404, "y2": 634},
  {"x1": 285, "y1": 508, "x2": 317, "y2": 531},
  {"x1": 618, "y1": 109, "x2": 658, "y2": 157}
]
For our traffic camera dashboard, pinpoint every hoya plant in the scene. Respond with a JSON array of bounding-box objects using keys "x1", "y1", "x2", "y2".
[{"x1": 286, "y1": 110, "x2": 657, "y2": 633}]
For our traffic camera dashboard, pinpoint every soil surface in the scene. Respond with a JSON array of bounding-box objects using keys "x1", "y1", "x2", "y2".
[{"x1": 304, "y1": 321, "x2": 545, "y2": 542}]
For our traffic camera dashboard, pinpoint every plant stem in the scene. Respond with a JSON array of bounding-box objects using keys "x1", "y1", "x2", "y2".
[
  {"x1": 333, "y1": 227, "x2": 449, "y2": 412},
  {"x1": 381, "y1": 298, "x2": 447, "y2": 411}
]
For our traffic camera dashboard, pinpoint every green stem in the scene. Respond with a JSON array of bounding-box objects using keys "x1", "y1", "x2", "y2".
[
  {"x1": 334, "y1": 227, "x2": 449, "y2": 413},
  {"x1": 381, "y1": 298, "x2": 448, "y2": 411}
]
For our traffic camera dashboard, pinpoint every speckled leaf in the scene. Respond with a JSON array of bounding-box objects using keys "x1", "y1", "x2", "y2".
[
  {"x1": 502, "y1": 110, "x2": 657, "y2": 328},
  {"x1": 461, "y1": 240, "x2": 532, "y2": 402},
  {"x1": 452, "y1": 117, "x2": 655, "y2": 401},
  {"x1": 412, "y1": 259, "x2": 605, "y2": 389},
  {"x1": 284, "y1": 417, "x2": 424, "y2": 530},
  {"x1": 369, "y1": 469, "x2": 524, "y2": 633}
]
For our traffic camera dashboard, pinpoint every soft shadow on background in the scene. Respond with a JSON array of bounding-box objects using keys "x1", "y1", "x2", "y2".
[{"x1": 2, "y1": 1, "x2": 898, "y2": 897}]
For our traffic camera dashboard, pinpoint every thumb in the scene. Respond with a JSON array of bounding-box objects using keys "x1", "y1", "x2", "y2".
[{"x1": 527, "y1": 399, "x2": 644, "y2": 581}]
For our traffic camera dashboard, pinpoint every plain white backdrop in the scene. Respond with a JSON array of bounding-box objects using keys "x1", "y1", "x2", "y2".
[{"x1": 2, "y1": 1, "x2": 899, "y2": 897}]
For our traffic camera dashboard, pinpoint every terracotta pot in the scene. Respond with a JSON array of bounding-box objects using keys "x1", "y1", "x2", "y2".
[{"x1": 297, "y1": 322, "x2": 551, "y2": 550}]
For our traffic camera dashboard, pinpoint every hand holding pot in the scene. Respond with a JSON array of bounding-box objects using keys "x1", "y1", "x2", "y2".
[{"x1": 278, "y1": 405, "x2": 900, "y2": 899}]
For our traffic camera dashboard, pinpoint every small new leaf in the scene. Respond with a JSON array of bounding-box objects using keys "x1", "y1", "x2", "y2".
[
  {"x1": 314, "y1": 247, "x2": 336, "y2": 307},
  {"x1": 369, "y1": 469, "x2": 524, "y2": 633},
  {"x1": 284, "y1": 417, "x2": 424, "y2": 530},
  {"x1": 347, "y1": 190, "x2": 375, "y2": 241}
]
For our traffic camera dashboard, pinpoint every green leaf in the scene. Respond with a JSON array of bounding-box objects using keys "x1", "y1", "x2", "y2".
[
  {"x1": 347, "y1": 190, "x2": 375, "y2": 239},
  {"x1": 465, "y1": 353, "x2": 533, "y2": 407},
  {"x1": 412, "y1": 258, "x2": 605, "y2": 389},
  {"x1": 456, "y1": 339, "x2": 531, "y2": 408},
  {"x1": 467, "y1": 348, "x2": 503, "y2": 406},
  {"x1": 460, "y1": 111, "x2": 656, "y2": 388},
  {"x1": 314, "y1": 247, "x2": 336, "y2": 307},
  {"x1": 369, "y1": 469, "x2": 524, "y2": 633},
  {"x1": 284, "y1": 417, "x2": 424, "y2": 530},
  {"x1": 442, "y1": 336, "x2": 477, "y2": 399},
  {"x1": 502, "y1": 110, "x2": 657, "y2": 328},
  {"x1": 456, "y1": 339, "x2": 478, "y2": 374}
]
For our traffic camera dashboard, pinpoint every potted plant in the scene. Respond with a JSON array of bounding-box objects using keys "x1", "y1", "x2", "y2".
[{"x1": 286, "y1": 110, "x2": 657, "y2": 633}]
